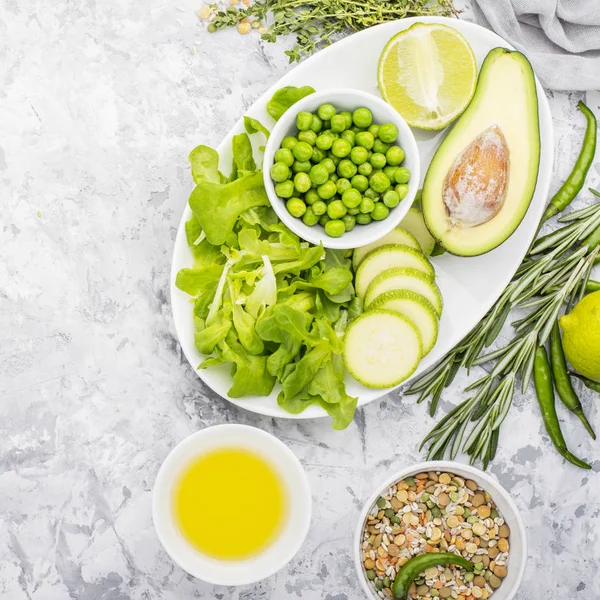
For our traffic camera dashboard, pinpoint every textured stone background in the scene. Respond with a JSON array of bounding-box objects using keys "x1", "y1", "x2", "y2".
[{"x1": 1, "y1": 0, "x2": 599, "y2": 598}]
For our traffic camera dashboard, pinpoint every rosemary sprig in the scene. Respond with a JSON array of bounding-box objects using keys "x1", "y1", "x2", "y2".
[
  {"x1": 406, "y1": 197, "x2": 600, "y2": 467},
  {"x1": 205, "y1": 0, "x2": 458, "y2": 63}
]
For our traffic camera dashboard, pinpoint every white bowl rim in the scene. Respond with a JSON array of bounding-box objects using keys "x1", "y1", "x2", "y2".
[
  {"x1": 152, "y1": 424, "x2": 312, "y2": 586},
  {"x1": 353, "y1": 461, "x2": 527, "y2": 600},
  {"x1": 263, "y1": 88, "x2": 420, "y2": 250}
]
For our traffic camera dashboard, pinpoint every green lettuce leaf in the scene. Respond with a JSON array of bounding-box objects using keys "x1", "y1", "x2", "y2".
[
  {"x1": 244, "y1": 116, "x2": 270, "y2": 139},
  {"x1": 220, "y1": 341, "x2": 276, "y2": 397},
  {"x1": 231, "y1": 133, "x2": 256, "y2": 178},
  {"x1": 281, "y1": 341, "x2": 330, "y2": 399},
  {"x1": 190, "y1": 171, "x2": 270, "y2": 245},
  {"x1": 175, "y1": 265, "x2": 224, "y2": 296},
  {"x1": 189, "y1": 145, "x2": 221, "y2": 184},
  {"x1": 194, "y1": 317, "x2": 231, "y2": 355},
  {"x1": 229, "y1": 280, "x2": 264, "y2": 355},
  {"x1": 245, "y1": 256, "x2": 277, "y2": 319},
  {"x1": 266, "y1": 86, "x2": 316, "y2": 121},
  {"x1": 267, "y1": 336, "x2": 302, "y2": 380},
  {"x1": 272, "y1": 244, "x2": 324, "y2": 275},
  {"x1": 319, "y1": 396, "x2": 358, "y2": 430},
  {"x1": 277, "y1": 388, "x2": 320, "y2": 414}
]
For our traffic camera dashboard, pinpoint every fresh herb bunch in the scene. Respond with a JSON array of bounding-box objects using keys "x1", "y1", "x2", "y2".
[
  {"x1": 406, "y1": 197, "x2": 600, "y2": 468},
  {"x1": 206, "y1": 0, "x2": 458, "y2": 63}
]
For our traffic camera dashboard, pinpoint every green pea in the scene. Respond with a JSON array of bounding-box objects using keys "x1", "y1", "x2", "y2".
[
  {"x1": 305, "y1": 189, "x2": 320, "y2": 206},
  {"x1": 328, "y1": 131, "x2": 340, "y2": 140},
  {"x1": 281, "y1": 136, "x2": 298, "y2": 150},
  {"x1": 316, "y1": 133, "x2": 334, "y2": 151},
  {"x1": 372, "y1": 203, "x2": 389, "y2": 221},
  {"x1": 356, "y1": 213, "x2": 372, "y2": 225},
  {"x1": 319, "y1": 214, "x2": 331, "y2": 226},
  {"x1": 339, "y1": 110, "x2": 353, "y2": 129},
  {"x1": 389, "y1": 515, "x2": 400, "y2": 524},
  {"x1": 463, "y1": 508, "x2": 471, "y2": 518},
  {"x1": 320, "y1": 158, "x2": 336, "y2": 174},
  {"x1": 348, "y1": 207, "x2": 360, "y2": 216},
  {"x1": 421, "y1": 493, "x2": 430, "y2": 503},
  {"x1": 317, "y1": 103, "x2": 336, "y2": 121},
  {"x1": 449, "y1": 491, "x2": 460, "y2": 502},
  {"x1": 355, "y1": 131, "x2": 375, "y2": 150},
  {"x1": 383, "y1": 576, "x2": 391, "y2": 589},
  {"x1": 338, "y1": 159, "x2": 357, "y2": 179},
  {"x1": 386, "y1": 145, "x2": 405, "y2": 166},
  {"x1": 329, "y1": 173, "x2": 339, "y2": 183},
  {"x1": 368, "y1": 123, "x2": 380, "y2": 138},
  {"x1": 312, "y1": 200, "x2": 327, "y2": 216},
  {"x1": 364, "y1": 187, "x2": 379, "y2": 201},
  {"x1": 322, "y1": 120, "x2": 330, "y2": 130},
  {"x1": 309, "y1": 163, "x2": 329, "y2": 186},
  {"x1": 366, "y1": 569, "x2": 376, "y2": 581},
  {"x1": 351, "y1": 174, "x2": 369, "y2": 193},
  {"x1": 491, "y1": 509, "x2": 499, "y2": 519},
  {"x1": 292, "y1": 160, "x2": 311, "y2": 173},
  {"x1": 325, "y1": 219, "x2": 345, "y2": 237},
  {"x1": 270, "y1": 161, "x2": 290, "y2": 183},
  {"x1": 372, "y1": 139, "x2": 390, "y2": 155},
  {"x1": 383, "y1": 166, "x2": 397, "y2": 180},
  {"x1": 292, "y1": 141, "x2": 313, "y2": 162},
  {"x1": 350, "y1": 125, "x2": 362, "y2": 134},
  {"x1": 302, "y1": 206, "x2": 319, "y2": 226},
  {"x1": 340, "y1": 129, "x2": 355, "y2": 145},
  {"x1": 311, "y1": 147, "x2": 326, "y2": 163},
  {"x1": 431, "y1": 506, "x2": 441, "y2": 517},
  {"x1": 331, "y1": 138, "x2": 352, "y2": 158},
  {"x1": 375, "y1": 579, "x2": 384, "y2": 591},
  {"x1": 207, "y1": 23, "x2": 217, "y2": 33},
  {"x1": 430, "y1": 590, "x2": 439, "y2": 598},
  {"x1": 294, "y1": 172, "x2": 312, "y2": 193},
  {"x1": 383, "y1": 190, "x2": 400, "y2": 208},
  {"x1": 350, "y1": 146, "x2": 369, "y2": 165},
  {"x1": 317, "y1": 180, "x2": 337, "y2": 200},
  {"x1": 342, "y1": 188, "x2": 362, "y2": 208},
  {"x1": 370, "y1": 171, "x2": 391, "y2": 194},
  {"x1": 352, "y1": 107, "x2": 373, "y2": 128},
  {"x1": 384, "y1": 507, "x2": 395, "y2": 520},
  {"x1": 342, "y1": 214, "x2": 356, "y2": 233},
  {"x1": 274, "y1": 148, "x2": 294, "y2": 167},
  {"x1": 329, "y1": 154, "x2": 341, "y2": 166},
  {"x1": 286, "y1": 197, "x2": 306, "y2": 217},
  {"x1": 464, "y1": 572, "x2": 475, "y2": 583},
  {"x1": 358, "y1": 162, "x2": 373, "y2": 177},
  {"x1": 360, "y1": 198, "x2": 374, "y2": 213},
  {"x1": 378, "y1": 123, "x2": 398, "y2": 143},
  {"x1": 298, "y1": 130, "x2": 317, "y2": 146},
  {"x1": 327, "y1": 199, "x2": 347, "y2": 220},
  {"x1": 330, "y1": 114, "x2": 347, "y2": 133},
  {"x1": 394, "y1": 167, "x2": 411, "y2": 183},
  {"x1": 336, "y1": 178, "x2": 352, "y2": 195},
  {"x1": 310, "y1": 114, "x2": 323, "y2": 133},
  {"x1": 426, "y1": 500, "x2": 435, "y2": 509},
  {"x1": 370, "y1": 152, "x2": 387, "y2": 170},
  {"x1": 395, "y1": 183, "x2": 409, "y2": 200},
  {"x1": 296, "y1": 111, "x2": 313, "y2": 131},
  {"x1": 275, "y1": 180, "x2": 294, "y2": 198}
]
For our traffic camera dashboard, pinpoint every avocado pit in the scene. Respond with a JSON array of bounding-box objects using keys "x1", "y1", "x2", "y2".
[{"x1": 442, "y1": 125, "x2": 509, "y2": 227}]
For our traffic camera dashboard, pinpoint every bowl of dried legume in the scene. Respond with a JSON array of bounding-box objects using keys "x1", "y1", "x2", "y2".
[{"x1": 354, "y1": 462, "x2": 526, "y2": 600}]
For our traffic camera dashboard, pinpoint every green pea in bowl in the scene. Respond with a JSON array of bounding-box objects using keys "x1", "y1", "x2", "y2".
[{"x1": 263, "y1": 89, "x2": 420, "y2": 250}]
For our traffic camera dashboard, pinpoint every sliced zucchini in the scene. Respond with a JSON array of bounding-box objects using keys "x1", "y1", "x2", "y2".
[
  {"x1": 364, "y1": 267, "x2": 443, "y2": 316},
  {"x1": 400, "y1": 208, "x2": 436, "y2": 256},
  {"x1": 368, "y1": 290, "x2": 439, "y2": 356},
  {"x1": 352, "y1": 227, "x2": 421, "y2": 271},
  {"x1": 355, "y1": 244, "x2": 435, "y2": 299},
  {"x1": 343, "y1": 309, "x2": 422, "y2": 388}
]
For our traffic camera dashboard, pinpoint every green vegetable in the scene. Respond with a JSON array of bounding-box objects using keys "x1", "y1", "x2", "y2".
[
  {"x1": 378, "y1": 123, "x2": 398, "y2": 143},
  {"x1": 353, "y1": 108, "x2": 372, "y2": 128},
  {"x1": 533, "y1": 345, "x2": 591, "y2": 469},
  {"x1": 189, "y1": 145, "x2": 221, "y2": 184},
  {"x1": 549, "y1": 321, "x2": 595, "y2": 438},
  {"x1": 391, "y1": 553, "x2": 474, "y2": 599},
  {"x1": 542, "y1": 101, "x2": 597, "y2": 222},
  {"x1": 570, "y1": 371, "x2": 600, "y2": 394},
  {"x1": 386, "y1": 146, "x2": 405, "y2": 166},
  {"x1": 243, "y1": 115, "x2": 270, "y2": 140},
  {"x1": 266, "y1": 86, "x2": 316, "y2": 121},
  {"x1": 586, "y1": 279, "x2": 600, "y2": 293}
]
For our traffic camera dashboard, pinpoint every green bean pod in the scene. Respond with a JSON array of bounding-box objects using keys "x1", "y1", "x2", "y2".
[
  {"x1": 542, "y1": 101, "x2": 597, "y2": 222},
  {"x1": 586, "y1": 280, "x2": 600, "y2": 294},
  {"x1": 549, "y1": 322, "x2": 596, "y2": 439},
  {"x1": 570, "y1": 371, "x2": 600, "y2": 394},
  {"x1": 534, "y1": 345, "x2": 592, "y2": 469},
  {"x1": 391, "y1": 553, "x2": 474, "y2": 599}
]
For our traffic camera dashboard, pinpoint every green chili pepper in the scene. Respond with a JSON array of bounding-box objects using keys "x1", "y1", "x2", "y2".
[
  {"x1": 534, "y1": 345, "x2": 591, "y2": 469},
  {"x1": 570, "y1": 371, "x2": 600, "y2": 394},
  {"x1": 391, "y1": 553, "x2": 474, "y2": 599},
  {"x1": 549, "y1": 322, "x2": 596, "y2": 439},
  {"x1": 542, "y1": 101, "x2": 597, "y2": 222},
  {"x1": 586, "y1": 279, "x2": 600, "y2": 293}
]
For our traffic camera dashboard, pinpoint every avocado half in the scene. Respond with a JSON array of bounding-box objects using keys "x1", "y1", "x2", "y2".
[{"x1": 422, "y1": 48, "x2": 541, "y2": 256}]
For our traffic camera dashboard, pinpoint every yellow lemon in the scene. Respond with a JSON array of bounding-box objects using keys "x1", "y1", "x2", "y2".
[{"x1": 559, "y1": 291, "x2": 600, "y2": 382}]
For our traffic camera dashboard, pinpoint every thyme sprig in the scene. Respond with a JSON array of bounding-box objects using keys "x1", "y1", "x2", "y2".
[
  {"x1": 207, "y1": 0, "x2": 458, "y2": 63},
  {"x1": 406, "y1": 198, "x2": 600, "y2": 468}
]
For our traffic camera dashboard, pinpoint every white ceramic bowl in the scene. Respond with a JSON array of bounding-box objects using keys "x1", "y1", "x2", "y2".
[
  {"x1": 263, "y1": 88, "x2": 420, "y2": 250},
  {"x1": 354, "y1": 461, "x2": 527, "y2": 600},
  {"x1": 153, "y1": 424, "x2": 312, "y2": 586}
]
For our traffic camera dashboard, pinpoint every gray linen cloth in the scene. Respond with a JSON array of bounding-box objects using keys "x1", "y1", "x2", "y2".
[{"x1": 472, "y1": 0, "x2": 600, "y2": 90}]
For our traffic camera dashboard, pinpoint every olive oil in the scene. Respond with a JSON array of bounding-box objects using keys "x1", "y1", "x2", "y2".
[{"x1": 173, "y1": 447, "x2": 287, "y2": 560}]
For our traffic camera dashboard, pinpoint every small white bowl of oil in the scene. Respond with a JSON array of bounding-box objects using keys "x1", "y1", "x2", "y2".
[{"x1": 152, "y1": 424, "x2": 312, "y2": 585}]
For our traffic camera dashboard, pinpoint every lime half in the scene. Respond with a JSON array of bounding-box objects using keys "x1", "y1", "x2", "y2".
[{"x1": 378, "y1": 23, "x2": 477, "y2": 130}]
